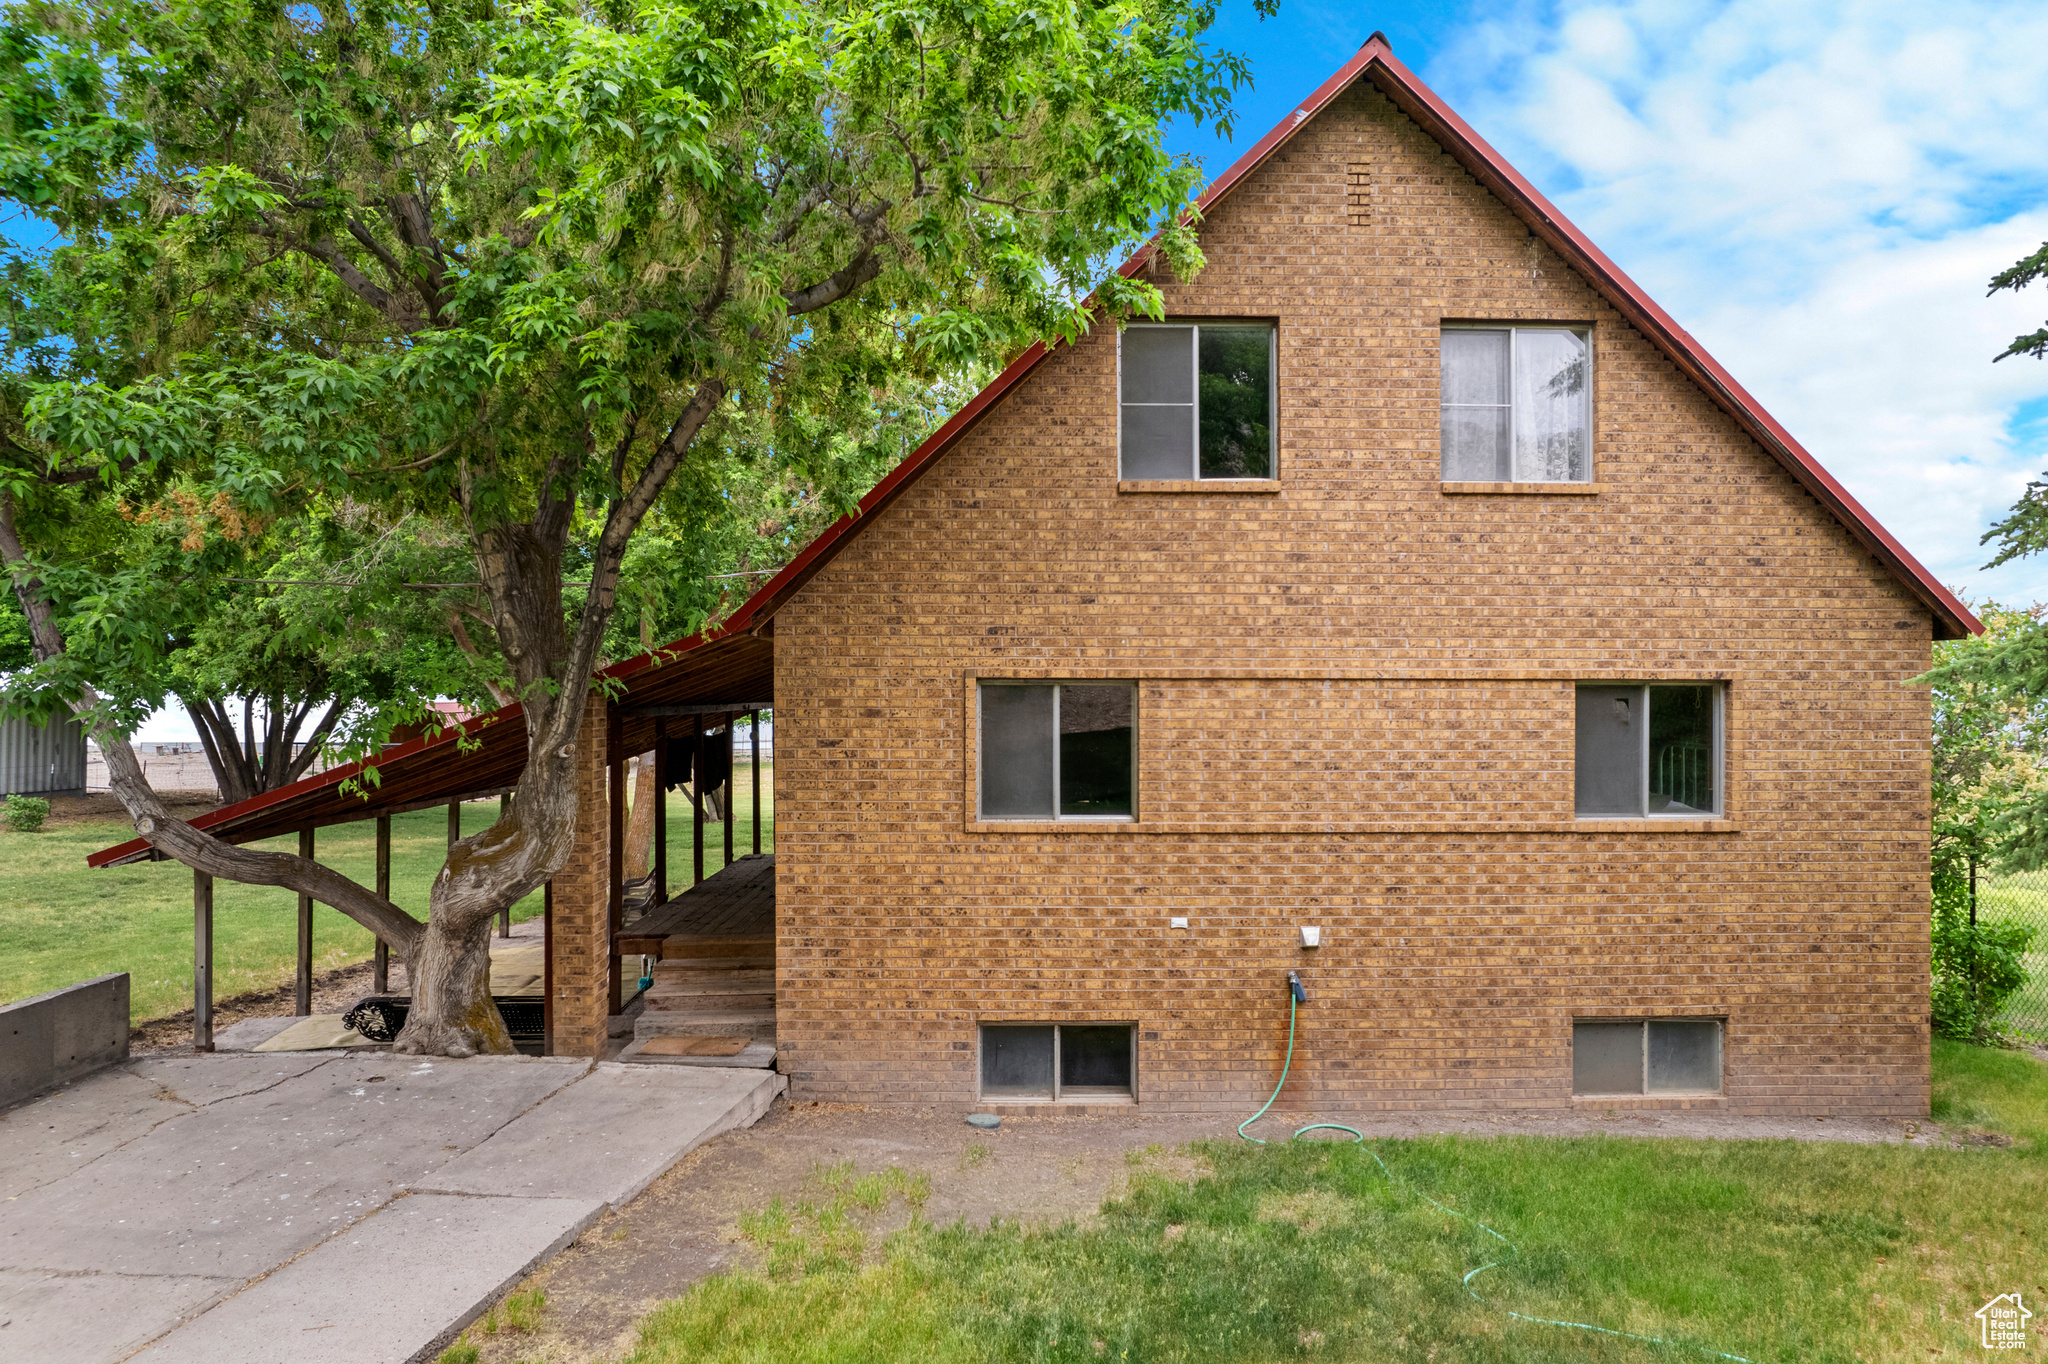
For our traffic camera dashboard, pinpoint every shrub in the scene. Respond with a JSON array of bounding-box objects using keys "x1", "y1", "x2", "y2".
[
  {"x1": 4, "y1": 794, "x2": 50, "y2": 832},
  {"x1": 1931, "y1": 872, "x2": 2036, "y2": 1041}
]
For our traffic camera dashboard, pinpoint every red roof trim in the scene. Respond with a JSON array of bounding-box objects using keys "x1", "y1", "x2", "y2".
[
  {"x1": 614, "y1": 34, "x2": 1972, "y2": 651},
  {"x1": 85, "y1": 704, "x2": 526, "y2": 868}
]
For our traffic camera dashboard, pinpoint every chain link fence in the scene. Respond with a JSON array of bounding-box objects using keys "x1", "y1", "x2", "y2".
[{"x1": 1976, "y1": 869, "x2": 2048, "y2": 1041}]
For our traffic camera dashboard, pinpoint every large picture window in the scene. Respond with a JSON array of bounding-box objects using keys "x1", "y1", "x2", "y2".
[
  {"x1": 978, "y1": 682, "x2": 1134, "y2": 820},
  {"x1": 1572, "y1": 1019, "x2": 1722, "y2": 1095},
  {"x1": 1575, "y1": 684, "x2": 1721, "y2": 818},
  {"x1": 1440, "y1": 325, "x2": 1590, "y2": 482},
  {"x1": 1120, "y1": 322, "x2": 1276, "y2": 480}
]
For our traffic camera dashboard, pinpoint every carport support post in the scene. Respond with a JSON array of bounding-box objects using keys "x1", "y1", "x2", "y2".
[
  {"x1": 193, "y1": 868, "x2": 214, "y2": 1052},
  {"x1": 723, "y1": 713, "x2": 735, "y2": 868},
  {"x1": 693, "y1": 715, "x2": 705, "y2": 886},
  {"x1": 750, "y1": 710, "x2": 760, "y2": 856},
  {"x1": 608, "y1": 708, "x2": 625, "y2": 1016},
  {"x1": 654, "y1": 719, "x2": 668, "y2": 905},
  {"x1": 373, "y1": 815, "x2": 391, "y2": 994},
  {"x1": 295, "y1": 828, "x2": 314, "y2": 1016},
  {"x1": 498, "y1": 792, "x2": 512, "y2": 938}
]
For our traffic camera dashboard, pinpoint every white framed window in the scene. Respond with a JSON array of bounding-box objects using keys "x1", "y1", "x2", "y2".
[
  {"x1": 981, "y1": 1023, "x2": 1134, "y2": 1100},
  {"x1": 1440, "y1": 325, "x2": 1591, "y2": 482},
  {"x1": 1575, "y1": 684, "x2": 1722, "y2": 818},
  {"x1": 1119, "y1": 321, "x2": 1276, "y2": 479},
  {"x1": 1573, "y1": 1018, "x2": 1723, "y2": 1095},
  {"x1": 978, "y1": 681, "x2": 1135, "y2": 820}
]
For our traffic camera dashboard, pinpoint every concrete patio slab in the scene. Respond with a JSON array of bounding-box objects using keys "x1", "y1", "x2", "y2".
[
  {"x1": 0, "y1": 1055, "x2": 333, "y2": 1200},
  {"x1": 210, "y1": 1016, "x2": 300, "y2": 1051},
  {"x1": 124, "y1": 1194, "x2": 600, "y2": 1364},
  {"x1": 1, "y1": 1054, "x2": 586, "y2": 1279},
  {"x1": 0, "y1": 1267, "x2": 236, "y2": 1364},
  {"x1": 252, "y1": 1015, "x2": 380, "y2": 1051},
  {"x1": 418, "y1": 1063, "x2": 785, "y2": 1208},
  {"x1": 1, "y1": 1049, "x2": 784, "y2": 1363}
]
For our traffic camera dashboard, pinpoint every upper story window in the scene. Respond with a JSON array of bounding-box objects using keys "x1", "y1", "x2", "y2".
[
  {"x1": 979, "y1": 681, "x2": 1135, "y2": 820},
  {"x1": 1441, "y1": 326, "x2": 1590, "y2": 483},
  {"x1": 1119, "y1": 322, "x2": 1275, "y2": 480},
  {"x1": 1574, "y1": 684, "x2": 1721, "y2": 818}
]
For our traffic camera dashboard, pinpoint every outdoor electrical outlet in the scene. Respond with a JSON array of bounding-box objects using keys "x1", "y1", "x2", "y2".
[
  {"x1": 1299, "y1": 926, "x2": 1322, "y2": 949},
  {"x1": 1170, "y1": 917, "x2": 1189, "y2": 929}
]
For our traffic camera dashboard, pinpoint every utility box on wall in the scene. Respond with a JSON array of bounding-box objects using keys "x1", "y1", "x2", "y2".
[{"x1": 0, "y1": 711, "x2": 86, "y2": 796}]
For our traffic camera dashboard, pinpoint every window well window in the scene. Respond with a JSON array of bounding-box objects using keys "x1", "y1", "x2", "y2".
[
  {"x1": 1120, "y1": 322, "x2": 1275, "y2": 479},
  {"x1": 1574, "y1": 684, "x2": 1721, "y2": 818},
  {"x1": 981, "y1": 1023, "x2": 1134, "y2": 1100},
  {"x1": 979, "y1": 682, "x2": 1134, "y2": 819},
  {"x1": 1440, "y1": 326, "x2": 1590, "y2": 482},
  {"x1": 1572, "y1": 1019, "x2": 1722, "y2": 1095}
]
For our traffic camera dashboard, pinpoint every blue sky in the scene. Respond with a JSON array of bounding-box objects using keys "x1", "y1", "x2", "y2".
[{"x1": 1163, "y1": 0, "x2": 2048, "y2": 611}]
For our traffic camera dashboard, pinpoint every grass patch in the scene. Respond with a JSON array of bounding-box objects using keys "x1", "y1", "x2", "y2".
[
  {"x1": 0, "y1": 773, "x2": 773, "y2": 1023},
  {"x1": 630, "y1": 1048, "x2": 2048, "y2": 1364}
]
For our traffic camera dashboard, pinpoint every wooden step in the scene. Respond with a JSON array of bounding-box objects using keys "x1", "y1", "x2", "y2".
[
  {"x1": 655, "y1": 950, "x2": 774, "y2": 970},
  {"x1": 651, "y1": 966, "x2": 774, "y2": 987},
  {"x1": 645, "y1": 989, "x2": 776, "y2": 1012},
  {"x1": 636, "y1": 1009, "x2": 776, "y2": 1043},
  {"x1": 661, "y1": 937, "x2": 773, "y2": 961}
]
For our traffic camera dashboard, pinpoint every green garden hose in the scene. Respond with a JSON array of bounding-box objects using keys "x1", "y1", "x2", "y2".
[{"x1": 1238, "y1": 987, "x2": 1759, "y2": 1362}]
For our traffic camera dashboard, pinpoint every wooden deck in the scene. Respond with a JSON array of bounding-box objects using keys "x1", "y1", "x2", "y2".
[{"x1": 616, "y1": 852, "x2": 774, "y2": 956}]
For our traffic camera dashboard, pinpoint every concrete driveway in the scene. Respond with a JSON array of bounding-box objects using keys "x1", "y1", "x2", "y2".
[{"x1": 0, "y1": 1052, "x2": 783, "y2": 1363}]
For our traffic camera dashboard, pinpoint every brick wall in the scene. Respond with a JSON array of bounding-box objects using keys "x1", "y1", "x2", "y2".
[
  {"x1": 771, "y1": 84, "x2": 1934, "y2": 1116},
  {"x1": 549, "y1": 692, "x2": 613, "y2": 1059}
]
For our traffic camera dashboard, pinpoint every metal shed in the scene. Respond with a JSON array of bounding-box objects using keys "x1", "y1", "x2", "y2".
[{"x1": 0, "y1": 712, "x2": 86, "y2": 797}]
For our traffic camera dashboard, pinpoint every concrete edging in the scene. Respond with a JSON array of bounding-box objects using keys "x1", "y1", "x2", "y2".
[{"x1": 0, "y1": 973, "x2": 129, "y2": 1110}]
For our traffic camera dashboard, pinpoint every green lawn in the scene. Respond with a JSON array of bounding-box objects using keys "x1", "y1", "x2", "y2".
[
  {"x1": 0, "y1": 769, "x2": 774, "y2": 1023},
  {"x1": 625, "y1": 1041, "x2": 2048, "y2": 1364}
]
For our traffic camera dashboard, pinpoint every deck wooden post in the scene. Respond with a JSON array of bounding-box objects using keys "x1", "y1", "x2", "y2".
[
  {"x1": 722, "y1": 713, "x2": 735, "y2": 868},
  {"x1": 498, "y1": 792, "x2": 512, "y2": 938},
  {"x1": 193, "y1": 869, "x2": 214, "y2": 1052},
  {"x1": 373, "y1": 815, "x2": 391, "y2": 993},
  {"x1": 295, "y1": 827, "x2": 314, "y2": 1016},
  {"x1": 654, "y1": 719, "x2": 668, "y2": 905},
  {"x1": 750, "y1": 710, "x2": 761, "y2": 856},
  {"x1": 608, "y1": 708, "x2": 625, "y2": 1016},
  {"x1": 447, "y1": 799, "x2": 459, "y2": 847},
  {"x1": 542, "y1": 879, "x2": 554, "y2": 1056},
  {"x1": 693, "y1": 715, "x2": 705, "y2": 886}
]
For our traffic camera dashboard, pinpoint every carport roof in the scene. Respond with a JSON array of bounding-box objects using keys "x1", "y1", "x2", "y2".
[{"x1": 86, "y1": 628, "x2": 773, "y2": 866}]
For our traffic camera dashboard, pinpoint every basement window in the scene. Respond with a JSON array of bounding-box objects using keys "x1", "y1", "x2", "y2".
[
  {"x1": 1574, "y1": 684, "x2": 1722, "y2": 818},
  {"x1": 1120, "y1": 321, "x2": 1276, "y2": 479},
  {"x1": 980, "y1": 1023, "x2": 1134, "y2": 1100},
  {"x1": 1572, "y1": 1019, "x2": 1723, "y2": 1095},
  {"x1": 978, "y1": 681, "x2": 1135, "y2": 820},
  {"x1": 1440, "y1": 325, "x2": 1590, "y2": 482}
]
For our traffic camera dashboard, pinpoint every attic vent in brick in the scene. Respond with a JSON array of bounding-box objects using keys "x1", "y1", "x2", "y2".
[{"x1": 1347, "y1": 160, "x2": 1372, "y2": 227}]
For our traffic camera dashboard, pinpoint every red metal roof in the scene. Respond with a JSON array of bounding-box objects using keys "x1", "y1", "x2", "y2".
[{"x1": 88, "y1": 33, "x2": 1977, "y2": 867}]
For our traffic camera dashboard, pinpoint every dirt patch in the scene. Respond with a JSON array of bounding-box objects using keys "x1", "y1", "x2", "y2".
[
  {"x1": 1951, "y1": 1128, "x2": 2019, "y2": 1148},
  {"x1": 458, "y1": 1100, "x2": 1940, "y2": 1364},
  {"x1": 41, "y1": 792, "x2": 219, "y2": 829}
]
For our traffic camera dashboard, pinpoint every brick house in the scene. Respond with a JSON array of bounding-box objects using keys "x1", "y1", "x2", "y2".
[{"x1": 96, "y1": 36, "x2": 1975, "y2": 1117}]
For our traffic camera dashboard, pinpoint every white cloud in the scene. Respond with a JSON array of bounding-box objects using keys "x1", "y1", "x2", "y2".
[{"x1": 1426, "y1": 0, "x2": 2048, "y2": 607}]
